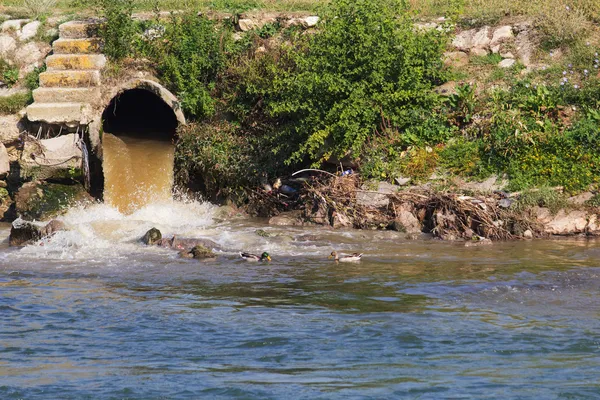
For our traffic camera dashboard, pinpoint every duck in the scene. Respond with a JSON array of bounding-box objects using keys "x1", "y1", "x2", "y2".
[
  {"x1": 329, "y1": 251, "x2": 363, "y2": 262},
  {"x1": 240, "y1": 251, "x2": 271, "y2": 262}
]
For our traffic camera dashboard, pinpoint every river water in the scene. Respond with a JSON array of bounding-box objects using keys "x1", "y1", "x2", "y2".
[{"x1": 1, "y1": 135, "x2": 600, "y2": 399}]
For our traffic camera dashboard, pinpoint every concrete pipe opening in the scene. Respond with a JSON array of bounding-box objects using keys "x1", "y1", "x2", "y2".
[{"x1": 98, "y1": 82, "x2": 185, "y2": 214}]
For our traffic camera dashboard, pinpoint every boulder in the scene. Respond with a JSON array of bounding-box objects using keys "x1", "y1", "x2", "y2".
[
  {"x1": 269, "y1": 210, "x2": 304, "y2": 226},
  {"x1": 356, "y1": 182, "x2": 398, "y2": 208},
  {"x1": 14, "y1": 41, "x2": 48, "y2": 67},
  {"x1": 500, "y1": 51, "x2": 515, "y2": 59},
  {"x1": 15, "y1": 181, "x2": 92, "y2": 221},
  {"x1": 544, "y1": 209, "x2": 589, "y2": 235},
  {"x1": 0, "y1": 34, "x2": 16, "y2": 58},
  {"x1": 567, "y1": 192, "x2": 594, "y2": 205},
  {"x1": 0, "y1": 114, "x2": 25, "y2": 144},
  {"x1": 515, "y1": 30, "x2": 535, "y2": 67},
  {"x1": 331, "y1": 211, "x2": 352, "y2": 229},
  {"x1": 18, "y1": 21, "x2": 41, "y2": 41},
  {"x1": 9, "y1": 218, "x2": 43, "y2": 246},
  {"x1": 190, "y1": 244, "x2": 216, "y2": 259},
  {"x1": 471, "y1": 47, "x2": 488, "y2": 57},
  {"x1": 141, "y1": 227, "x2": 162, "y2": 245},
  {"x1": 301, "y1": 16, "x2": 320, "y2": 27},
  {"x1": 490, "y1": 26, "x2": 513, "y2": 46},
  {"x1": 471, "y1": 27, "x2": 491, "y2": 48},
  {"x1": 0, "y1": 143, "x2": 9, "y2": 178},
  {"x1": 9, "y1": 218, "x2": 66, "y2": 246},
  {"x1": 498, "y1": 59, "x2": 516, "y2": 68},
  {"x1": 237, "y1": 18, "x2": 258, "y2": 32},
  {"x1": 452, "y1": 29, "x2": 475, "y2": 51},
  {"x1": 443, "y1": 51, "x2": 469, "y2": 67},
  {"x1": 20, "y1": 133, "x2": 83, "y2": 180},
  {"x1": 1, "y1": 19, "x2": 29, "y2": 33},
  {"x1": 392, "y1": 203, "x2": 421, "y2": 233}
]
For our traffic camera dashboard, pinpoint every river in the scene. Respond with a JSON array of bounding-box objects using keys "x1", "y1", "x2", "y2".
[{"x1": 1, "y1": 134, "x2": 599, "y2": 399}]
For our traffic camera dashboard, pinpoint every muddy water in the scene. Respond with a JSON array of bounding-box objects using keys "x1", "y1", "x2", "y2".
[
  {"x1": 1, "y1": 198, "x2": 600, "y2": 399},
  {"x1": 102, "y1": 132, "x2": 174, "y2": 214}
]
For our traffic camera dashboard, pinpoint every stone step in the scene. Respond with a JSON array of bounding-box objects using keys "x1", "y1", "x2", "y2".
[
  {"x1": 52, "y1": 38, "x2": 102, "y2": 54},
  {"x1": 59, "y1": 20, "x2": 101, "y2": 39},
  {"x1": 39, "y1": 70, "x2": 101, "y2": 88},
  {"x1": 26, "y1": 102, "x2": 93, "y2": 124},
  {"x1": 32, "y1": 87, "x2": 101, "y2": 103},
  {"x1": 46, "y1": 54, "x2": 106, "y2": 71}
]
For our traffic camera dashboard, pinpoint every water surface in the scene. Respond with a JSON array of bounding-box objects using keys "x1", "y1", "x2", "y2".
[{"x1": 1, "y1": 203, "x2": 600, "y2": 399}]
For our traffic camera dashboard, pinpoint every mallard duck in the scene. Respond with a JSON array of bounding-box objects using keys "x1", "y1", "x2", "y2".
[
  {"x1": 329, "y1": 251, "x2": 363, "y2": 262},
  {"x1": 240, "y1": 251, "x2": 271, "y2": 262}
]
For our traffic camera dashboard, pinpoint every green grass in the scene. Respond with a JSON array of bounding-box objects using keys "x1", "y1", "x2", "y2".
[{"x1": 0, "y1": 92, "x2": 31, "y2": 114}]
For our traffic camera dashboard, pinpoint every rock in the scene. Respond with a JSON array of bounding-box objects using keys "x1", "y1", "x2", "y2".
[
  {"x1": 471, "y1": 47, "x2": 488, "y2": 57},
  {"x1": 356, "y1": 182, "x2": 398, "y2": 208},
  {"x1": 237, "y1": 18, "x2": 257, "y2": 32},
  {"x1": 269, "y1": 210, "x2": 304, "y2": 226},
  {"x1": 395, "y1": 177, "x2": 412, "y2": 186},
  {"x1": 393, "y1": 203, "x2": 421, "y2": 233},
  {"x1": 500, "y1": 51, "x2": 514, "y2": 59},
  {"x1": 460, "y1": 175, "x2": 508, "y2": 193},
  {"x1": 42, "y1": 219, "x2": 66, "y2": 237},
  {"x1": 20, "y1": 134, "x2": 83, "y2": 180},
  {"x1": 491, "y1": 44, "x2": 501, "y2": 54},
  {"x1": 0, "y1": 143, "x2": 9, "y2": 178},
  {"x1": 142, "y1": 227, "x2": 162, "y2": 245},
  {"x1": 171, "y1": 237, "x2": 219, "y2": 252},
  {"x1": 18, "y1": 21, "x2": 41, "y2": 41},
  {"x1": 415, "y1": 22, "x2": 438, "y2": 31},
  {"x1": 498, "y1": 59, "x2": 516, "y2": 68},
  {"x1": 9, "y1": 218, "x2": 43, "y2": 246},
  {"x1": 532, "y1": 206, "x2": 553, "y2": 225},
  {"x1": 190, "y1": 244, "x2": 216, "y2": 259},
  {"x1": 544, "y1": 209, "x2": 589, "y2": 235},
  {"x1": 14, "y1": 41, "x2": 48, "y2": 67},
  {"x1": 1, "y1": 19, "x2": 29, "y2": 33},
  {"x1": 301, "y1": 16, "x2": 320, "y2": 27},
  {"x1": 443, "y1": 51, "x2": 469, "y2": 67},
  {"x1": 388, "y1": 220, "x2": 406, "y2": 232},
  {"x1": 0, "y1": 114, "x2": 24, "y2": 143},
  {"x1": 331, "y1": 211, "x2": 352, "y2": 229},
  {"x1": 452, "y1": 29, "x2": 475, "y2": 51},
  {"x1": 568, "y1": 192, "x2": 594, "y2": 205},
  {"x1": 255, "y1": 229, "x2": 276, "y2": 238},
  {"x1": 515, "y1": 30, "x2": 535, "y2": 67},
  {"x1": 498, "y1": 198, "x2": 514, "y2": 208},
  {"x1": 523, "y1": 229, "x2": 533, "y2": 239},
  {"x1": 471, "y1": 27, "x2": 491, "y2": 48},
  {"x1": 490, "y1": 26, "x2": 513, "y2": 46},
  {"x1": 0, "y1": 34, "x2": 16, "y2": 57},
  {"x1": 15, "y1": 181, "x2": 92, "y2": 221}
]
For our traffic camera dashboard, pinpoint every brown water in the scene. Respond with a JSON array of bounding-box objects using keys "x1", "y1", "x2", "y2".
[{"x1": 102, "y1": 133, "x2": 174, "y2": 214}]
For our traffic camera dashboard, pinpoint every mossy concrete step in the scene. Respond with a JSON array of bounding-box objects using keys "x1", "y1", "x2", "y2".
[
  {"x1": 26, "y1": 103, "x2": 93, "y2": 124},
  {"x1": 39, "y1": 70, "x2": 101, "y2": 88},
  {"x1": 52, "y1": 38, "x2": 102, "y2": 54},
  {"x1": 46, "y1": 54, "x2": 106, "y2": 71},
  {"x1": 59, "y1": 20, "x2": 101, "y2": 39},
  {"x1": 32, "y1": 87, "x2": 101, "y2": 103}
]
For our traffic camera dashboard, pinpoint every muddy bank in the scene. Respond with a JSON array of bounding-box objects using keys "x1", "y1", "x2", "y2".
[{"x1": 253, "y1": 174, "x2": 600, "y2": 242}]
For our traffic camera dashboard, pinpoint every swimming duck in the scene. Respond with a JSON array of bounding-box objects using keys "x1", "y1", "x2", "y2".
[
  {"x1": 329, "y1": 251, "x2": 363, "y2": 262},
  {"x1": 240, "y1": 251, "x2": 271, "y2": 261}
]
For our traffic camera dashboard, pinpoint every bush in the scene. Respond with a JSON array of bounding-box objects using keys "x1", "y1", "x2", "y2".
[
  {"x1": 266, "y1": 0, "x2": 450, "y2": 165},
  {"x1": 145, "y1": 13, "x2": 230, "y2": 120},
  {"x1": 98, "y1": 0, "x2": 136, "y2": 61}
]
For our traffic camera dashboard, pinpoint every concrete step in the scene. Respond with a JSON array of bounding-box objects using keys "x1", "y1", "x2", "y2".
[
  {"x1": 39, "y1": 70, "x2": 101, "y2": 88},
  {"x1": 59, "y1": 20, "x2": 101, "y2": 39},
  {"x1": 46, "y1": 54, "x2": 106, "y2": 71},
  {"x1": 52, "y1": 38, "x2": 102, "y2": 54},
  {"x1": 26, "y1": 102, "x2": 93, "y2": 124},
  {"x1": 32, "y1": 87, "x2": 101, "y2": 103}
]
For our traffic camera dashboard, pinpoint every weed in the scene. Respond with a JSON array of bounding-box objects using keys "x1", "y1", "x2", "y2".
[
  {"x1": 515, "y1": 187, "x2": 568, "y2": 213},
  {"x1": 0, "y1": 92, "x2": 31, "y2": 114}
]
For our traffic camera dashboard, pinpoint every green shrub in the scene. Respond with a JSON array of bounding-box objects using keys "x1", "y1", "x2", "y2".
[
  {"x1": 515, "y1": 187, "x2": 568, "y2": 213},
  {"x1": 146, "y1": 12, "x2": 230, "y2": 119},
  {"x1": 99, "y1": 0, "x2": 136, "y2": 60},
  {"x1": 0, "y1": 92, "x2": 31, "y2": 114},
  {"x1": 266, "y1": 0, "x2": 450, "y2": 166},
  {"x1": 175, "y1": 121, "x2": 251, "y2": 200}
]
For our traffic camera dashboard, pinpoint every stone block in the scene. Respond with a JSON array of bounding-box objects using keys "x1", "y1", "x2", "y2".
[
  {"x1": 52, "y1": 38, "x2": 102, "y2": 54},
  {"x1": 32, "y1": 87, "x2": 101, "y2": 104},
  {"x1": 26, "y1": 102, "x2": 93, "y2": 124},
  {"x1": 58, "y1": 20, "x2": 100, "y2": 39},
  {"x1": 39, "y1": 70, "x2": 101, "y2": 88},
  {"x1": 45, "y1": 54, "x2": 106, "y2": 70}
]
